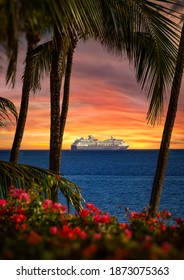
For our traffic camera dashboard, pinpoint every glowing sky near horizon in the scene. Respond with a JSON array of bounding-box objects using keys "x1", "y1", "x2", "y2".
[{"x1": 0, "y1": 38, "x2": 184, "y2": 150}]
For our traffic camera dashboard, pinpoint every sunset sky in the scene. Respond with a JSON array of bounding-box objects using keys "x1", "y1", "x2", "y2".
[{"x1": 1, "y1": 37, "x2": 184, "y2": 150}]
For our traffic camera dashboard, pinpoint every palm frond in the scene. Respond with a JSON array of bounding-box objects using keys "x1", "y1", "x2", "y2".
[
  {"x1": 0, "y1": 97, "x2": 18, "y2": 126},
  {"x1": 5, "y1": 0, "x2": 19, "y2": 87},
  {"x1": 45, "y1": 0, "x2": 98, "y2": 37},
  {"x1": 0, "y1": 160, "x2": 84, "y2": 212},
  {"x1": 22, "y1": 40, "x2": 53, "y2": 93},
  {"x1": 96, "y1": 0, "x2": 181, "y2": 125}
]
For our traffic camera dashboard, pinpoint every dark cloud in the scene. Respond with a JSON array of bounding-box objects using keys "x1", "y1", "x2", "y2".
[{"x1": 73, "y1": 41, "x2": 140, "y2": 98}]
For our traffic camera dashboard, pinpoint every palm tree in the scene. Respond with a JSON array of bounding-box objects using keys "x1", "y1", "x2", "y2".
[
  {"x1": 60, "y1": 36, "x2": 78, "y2": 149},
  {"x1": 9, "y1": 30, "x2": 41, "y2": 163},
  {"x1": 149, "y1": 22, "x2": 184, "y2": 215},
  {"x1": 0, "y1": 0, "x2": 86, "y2": 208},
  {"x1": 0, "y1": 97, "x2": 18, "y2": 127},
  {"x1": 49, "y1": 34, "x2": 77, "y2": 202},
  {"x1": 48, "y1": 0, "x2": 181, "y2": 201}
]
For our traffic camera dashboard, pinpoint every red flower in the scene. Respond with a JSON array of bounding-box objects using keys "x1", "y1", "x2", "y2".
[
  {"x1": 80, "y1": 209, "x2": 90, "y2": 217},
  {"x1": 86, "y1": 203, "x2": 99, "y2": 213},
  {"x1": 99, "y1": 214, "x2": 110, "y2": 224},
  {"x1": 10, "y1": 214, "x2": 26, "y2": 223},
  {"x1": 159, "y1": 223, "x2": 166, "y2": 231},
  {"x1": 119, "y1": 223, "x2": 128, "y2": 230},
  {"x1": 94, "y1": 214, "x2": 110, "y2": 224},
  {"x1": 175, "y1": 217, "x2": 183, "y2": 225},
  {"x1": 49, "y1": 226, "x2": 58, "y2": 235},
  {"x1": 82, "y1": 244, "x2": 97, "y2": 258},
  {"x1": 59, "y1": 225, "x2": 70, "y2": 238},
  {"x1": 156, "y1": 212, "x2": 161, "y2": 219},
  {"x1": 15, "y1": 206, "x2": 25, "y2": 215},
  {"x1": 163, "y1": 210, "x2": 171, "y2": 218},
  {"x1": 27, "y1": 231, "x2": 42, "y2": 244},
  {"x1": 162, "y1": 242, "x2": 172, "y2": 253},
  {"x1": 0, "y1": 199, "x2": 6, "y2": 206},
  {"x1": 73, "y1": 227, "x2": 87, "y2": 239},
  {"x1": 15, "y1": 223, "x2": 27, "y2": 231}
]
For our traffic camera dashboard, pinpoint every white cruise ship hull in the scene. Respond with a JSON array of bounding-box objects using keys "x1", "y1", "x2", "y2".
[{"x1": 71, "y1": 145, "x2": 128, "y2": 150}]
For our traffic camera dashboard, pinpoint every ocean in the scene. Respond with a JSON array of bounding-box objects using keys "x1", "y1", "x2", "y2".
[{"x1": 1, "y1": 149, "x2": 184, "y2": 222}]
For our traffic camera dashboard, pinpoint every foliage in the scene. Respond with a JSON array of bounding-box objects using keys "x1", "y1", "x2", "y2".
[
  {"x1": 0, "y1": 187, "x2": 184, "y2": 260},
  {"x1": 0, "y1": 161, "x2": 83, "y2": 213},
  {"x1": 0, "y1": 97, "x2": 18, "y2": 127}
]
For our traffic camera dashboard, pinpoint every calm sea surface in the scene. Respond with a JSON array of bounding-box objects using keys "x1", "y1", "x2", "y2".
[{"x1": 1, "y1": 149, "x2": 184, "y2": 221}]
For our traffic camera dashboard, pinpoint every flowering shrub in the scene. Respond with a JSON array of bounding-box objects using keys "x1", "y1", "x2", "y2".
[{"x1": 0, "y1": 186, "x2": 184, "y2": 259}]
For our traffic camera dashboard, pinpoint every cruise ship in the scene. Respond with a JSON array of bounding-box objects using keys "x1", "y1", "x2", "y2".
[{"x1": 71, "y1": 135, "x2": 129, "y2": 150}]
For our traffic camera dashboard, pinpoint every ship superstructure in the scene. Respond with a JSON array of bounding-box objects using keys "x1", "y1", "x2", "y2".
[{"x1": 71, "y1": 135, "x2": 129, "y2": 150}]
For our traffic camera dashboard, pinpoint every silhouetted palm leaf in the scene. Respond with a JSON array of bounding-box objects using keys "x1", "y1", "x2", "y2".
[
  {"x1": 0, "y1": 160, "x2": 84, "y2": 212},
  {"x1": 23, "y1": 40, "x2": 53, "y2": 93},
  {"x1": 0, "y1": 97, "x2": 18, "y2": 126}
]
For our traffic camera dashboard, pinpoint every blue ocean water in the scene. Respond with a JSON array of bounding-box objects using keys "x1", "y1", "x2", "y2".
[{"x1": 1, "y1": 149, "x2": 184, "y2": 222}]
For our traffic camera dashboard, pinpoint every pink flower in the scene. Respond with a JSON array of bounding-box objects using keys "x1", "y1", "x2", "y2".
[
  {"x1": 8, "y1": 187, "x2": 30, "y2": 203},
  {"x1": 19, "y1": 192, "x2": 30, "y2": 203},
  {"x1": 124, "y1": 229, "x2": 132, "y2": 238},
  {"x1": 144, "y1": 235, "x2": 153, "y2": 242},
  {"x1": 52, "y1": 202, "x2": 66, "y2": 213},
  {"x1": 43, "y1": 199, "x2": 52, "y2": 210},
  {"x1": 9, "y1": 187, "x2": 23, "y2": 198},
  {"x1": 0, "y1": 199, "x2": 6, "y2": 206},
  {"x1": 50, "y1": 226, "x2": 58, "y2": 235},
  {"x1": 93, "y1": 233, "x2": 102, "y2": 240},
  {"x1": 130, "y1": 211, "x2": 137, "y2": 219}
]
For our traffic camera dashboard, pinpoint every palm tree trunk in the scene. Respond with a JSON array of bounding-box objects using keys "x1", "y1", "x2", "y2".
[
  {"x1": 149, "y1": 23, "x2": 184, "y2": 215},
  {"x1": 60, "y1": 37, "x2": 77, "y2": 151},
  {"x1": 49, "y1": 27, "x2": 65, "y2": 202},
  {"x1": 9, "y1": 33, "x2": 39, "y2": 163}
]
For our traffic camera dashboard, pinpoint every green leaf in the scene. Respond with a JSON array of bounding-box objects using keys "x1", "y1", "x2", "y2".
[{"x1": 0, "y1": 160, "x2": 84, "y2": 212}]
